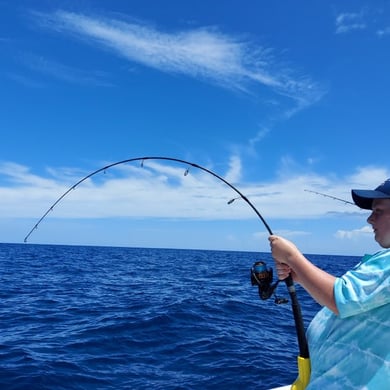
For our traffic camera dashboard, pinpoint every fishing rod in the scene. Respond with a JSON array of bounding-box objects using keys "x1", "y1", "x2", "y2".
[
  {"x1": 304, "y1": 189, "x2": 355, "y2": 206},
  {"x1": 24, "y1": 156, "x2": 310, "y2": 389},
  {"x1": 24, "y1": 156, "x2": 273, "y2": 243}
]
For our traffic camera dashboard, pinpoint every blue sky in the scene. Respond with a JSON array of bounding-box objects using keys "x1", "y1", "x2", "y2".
[{"x1": 1, "y1": 1, "x2": 390, "y2": 255}]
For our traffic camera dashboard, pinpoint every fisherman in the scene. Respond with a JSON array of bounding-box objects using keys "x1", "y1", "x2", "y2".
[{"x1": 269, "y1": 179, "x2": 390, "y2": 389}]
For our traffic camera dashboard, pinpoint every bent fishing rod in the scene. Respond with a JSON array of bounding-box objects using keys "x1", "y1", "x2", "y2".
[
  {"x1": 24, "y1": 156, "x2": 310, "y2": 388},
  {"x1": 24, "y1": 156, "x2": 272, "y2": 242}
]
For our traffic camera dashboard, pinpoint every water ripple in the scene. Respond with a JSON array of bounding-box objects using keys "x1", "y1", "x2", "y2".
[{"x1": 0, "y1": 243, "x2": 359, "y2": 389}]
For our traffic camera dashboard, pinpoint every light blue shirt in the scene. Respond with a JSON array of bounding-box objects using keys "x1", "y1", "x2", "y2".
[{"x1": 306, "y1": 249, "x2": 390, "y2": 389}]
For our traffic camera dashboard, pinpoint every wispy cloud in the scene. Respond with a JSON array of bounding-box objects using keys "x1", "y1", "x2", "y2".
[
  {"x1": 335, "y1": 12, "x2": 366, "y2": 34},
  {"x1": 335, "y1": 7, "x2": 390, "y2": 37},
  {"x1": 33, "y1": 10, "x2": 324, "y2": 111},
  {"x1": 377, "y1": 26, "x2": 390, "y2": 37},
  {"x1": 0, "y1": 162, "x2": 59, "y2": 188},
  {"x1": 248, "y1": 127, "x2": 270, "y2": 149},
  {"x1": 224, "y1": 155, "x2": 242, "y2": 183},
  {"x1": 5, "y1": 72, "x2": 45, "y2": 88},
  {"x1": 19, "y1": 52, "x2": 112, "y2": 86}
]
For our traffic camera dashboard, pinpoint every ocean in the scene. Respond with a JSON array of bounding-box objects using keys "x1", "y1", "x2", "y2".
[{"x1": 0, "y1": 243, "x2": 360, "y2": 389}]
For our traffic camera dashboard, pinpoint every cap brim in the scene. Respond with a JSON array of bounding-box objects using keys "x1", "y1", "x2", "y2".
[{"x1": 351, "y1": 189, "x2": 390, "y2": 210}]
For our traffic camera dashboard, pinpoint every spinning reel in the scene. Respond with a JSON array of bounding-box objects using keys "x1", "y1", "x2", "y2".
[{"x1": 251, "y1": 261, "x2": 288, "y2": 304}]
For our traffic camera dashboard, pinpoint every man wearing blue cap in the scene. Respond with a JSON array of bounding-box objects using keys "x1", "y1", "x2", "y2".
[{"x1": 269, "y1": 179, "x2": 390, "y2": 389}]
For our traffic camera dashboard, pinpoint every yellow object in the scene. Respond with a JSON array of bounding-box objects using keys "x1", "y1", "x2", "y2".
[{"x1": 290, "y1": 356, "x2": 311, "y2": 390}]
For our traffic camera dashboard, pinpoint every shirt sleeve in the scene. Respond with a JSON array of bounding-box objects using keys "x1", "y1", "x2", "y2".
[{"x1": 334, "y1": 250, "x2": 390, "y2": 319}]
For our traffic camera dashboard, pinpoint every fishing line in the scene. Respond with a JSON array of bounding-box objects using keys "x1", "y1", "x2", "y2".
[{"x1": 24, "y1": 155, "x2": 310, "y2": 378}]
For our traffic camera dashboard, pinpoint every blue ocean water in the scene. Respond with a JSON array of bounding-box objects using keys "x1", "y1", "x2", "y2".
[{"x1": 0, "y1": 243, "x2": 360, "y2": 389}]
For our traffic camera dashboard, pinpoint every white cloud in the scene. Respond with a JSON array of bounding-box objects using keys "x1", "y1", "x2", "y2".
[
  {"x1": 0, "y1": 162, "x2": 60, "y2": 188},
  {"x1": 2, "y1": 158, "x2": 386, "y2": 228},
  {"x1": 19, "y1": 52, "x2": 112, "y2": 86},
  {"x1": 224, "y1": 155, "x2": 242, "y2": 183},
  {"x1": 2, "y1": 157, "x2": 388, "y2": 245},
  {"x1": 1, "y1": 158, "x2": 387, "y2": 252},
  {"x1": 33, "y1": 10, "x2": 324, "y2": 110},
  {"x1": 248, "y1": 127, "x2": 270, "y2": 149},
  {"x1": 335, "y1": 8, "x2": 390, "y2": 37},
  {"x1": 335, "y1": 225, "x2": 372, "y2": 239},
  {"x1": 335, "y1": 12, "x2": 366, "y2": 34},
  {"x1": 347, "y1": 166, "x2": 390, "y2": 188},
  {"x1": 5, "y1": 72, "x2": 45, "y2": 88},
  {"x1": 377, "y1": 26, "x2": 390, "y2": 37}
]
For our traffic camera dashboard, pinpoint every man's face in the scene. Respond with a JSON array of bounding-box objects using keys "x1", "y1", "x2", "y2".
[{"x1": 367, "y1": 199, "x2": 390, "y2": 248}]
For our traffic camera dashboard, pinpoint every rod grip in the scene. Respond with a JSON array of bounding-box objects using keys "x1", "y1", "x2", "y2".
[{"x1": 284, "y1": 275, "x2": 310, "y2": 359}]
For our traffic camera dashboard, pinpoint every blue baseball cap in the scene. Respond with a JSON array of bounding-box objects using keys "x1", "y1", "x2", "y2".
[{"x1": 351, "y1": 179, "x2": 390, "y2": 210}]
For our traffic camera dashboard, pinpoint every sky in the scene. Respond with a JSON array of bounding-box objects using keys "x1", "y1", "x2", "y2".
[{"x1": 1, "y1": 0, "x2": 390, "y2": 256}]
